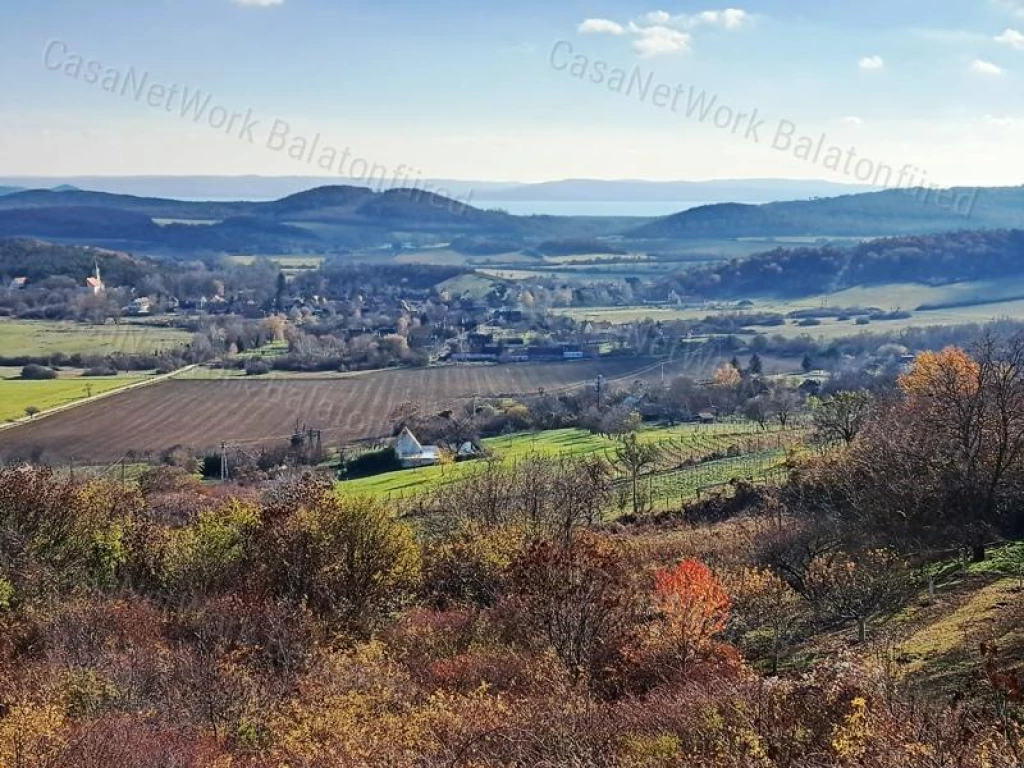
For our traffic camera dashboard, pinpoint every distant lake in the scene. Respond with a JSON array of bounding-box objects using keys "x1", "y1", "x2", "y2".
[{"x1": 471, "y1": 200, "x2": 749, "y2": 217}]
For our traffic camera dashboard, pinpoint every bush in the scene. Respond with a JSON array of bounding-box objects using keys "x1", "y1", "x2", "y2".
[
  {"x1": 343, "y1": 447, "x2": 401, "y2": 479},
  {"x1": 161, "y1": 500, "x2": 261, "y2": 598},
  {"x1": 20, "y1": 364, "x2": 56, "y2": 380},
  {"x1": 260, "y1": 480, "x2": 421, "y2": 632},
  {"x1": 244, "y1": 359, "x2": 272, "y2": 376}
]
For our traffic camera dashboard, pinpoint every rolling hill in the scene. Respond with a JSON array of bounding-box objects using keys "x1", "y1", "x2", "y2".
[
  {"x1": 3, "y1": 182, "x2": 1024, "y2": 256},
  {"x1": 631, "y1": 186, "x2": 1024, "y2": 239},
  {"x1": 659, "y1": 229, "x2": 1024, "y2": 299}
]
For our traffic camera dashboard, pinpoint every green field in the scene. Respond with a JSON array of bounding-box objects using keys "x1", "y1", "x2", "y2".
[
  {"x1": 0, "y1": 320, "x2": 192, "y2": 358},
  {"x1": 339, "y1": 423, "x2": 799, "y2": 507},
  {"x1": 225, "y1": 255, "x2": 326, "y2": 273},
  {"x1": 555, "y1": 278, "x2": 1024, "y2": 334},
  {"x1": 0, "y1": 371, "x2": 151, "y2": 423}
]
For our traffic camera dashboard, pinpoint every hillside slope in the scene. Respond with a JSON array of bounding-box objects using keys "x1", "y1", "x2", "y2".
[
  {"x1": 660, "y1": 229, "x2": 1024, "y2": 298},
  {"x1": 633, "y1": 186, "x2": 1023, "y2": 239}
]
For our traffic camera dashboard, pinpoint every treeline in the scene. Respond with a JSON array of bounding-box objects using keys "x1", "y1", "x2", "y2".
[
  {"x1": 293, "y1": 262, "x2": 466, "y2": 300},
  {"x1": 659, "y1": 229, "x2": 1024, "y2": 298}
]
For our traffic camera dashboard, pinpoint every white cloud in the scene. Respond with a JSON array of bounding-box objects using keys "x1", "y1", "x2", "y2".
[
  {"x1": 639, "y1": 8, "x2": 751, "y2": 31},
  {"x1": 631, "y1": 25, "x2": 693, "y2": 57},
  {"x1": 839, "y1": 116, "x2": 864, "y2": 125},
  {"x1": 578, "y1": 18, "x2": 626, "y2": 35},
  {"x1": 642, "y1": 10, "x2": 672, "y2": 25},
  {"x1": 694, "y1": 8, "x2": 750, "y2": 29},
  {"x1": 578, "y1": 8, "x2": 749, "y2": 58},
  {"x1": 971, "y1": 58, "x2": 1005, "y2": 75},
  {"x1": 858, "y1": 55, "x2": 885, "y2": 71},
  {"x1": 231, "y1": 0, "x2": 284, "y2": 5},
  {"x1": 995, "y1": 28, "x2": 1024, "y2": 49}
]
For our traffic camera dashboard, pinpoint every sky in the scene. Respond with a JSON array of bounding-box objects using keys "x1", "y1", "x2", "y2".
[{"x1": 1, "y1": 0, "x2": 1024, "y2": 186}]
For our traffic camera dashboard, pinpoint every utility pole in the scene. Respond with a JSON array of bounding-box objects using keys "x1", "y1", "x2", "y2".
[{"x1": 220, "y1": 442, "x2": 228, "y2": 481}]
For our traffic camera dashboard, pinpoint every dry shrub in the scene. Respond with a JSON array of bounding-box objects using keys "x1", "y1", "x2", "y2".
[
  {"x1": 166, "y1": 593, "x2": 320, "y2": 676},
  {"x1": 382, "y1": 607, "x2": 481, "y2": 672},
  {"x1": 57, "y1": 715, "x2": 226, "y2": 768},
  {"x1": 423, "y1": 648, "x2": 546, "y2": 696}
]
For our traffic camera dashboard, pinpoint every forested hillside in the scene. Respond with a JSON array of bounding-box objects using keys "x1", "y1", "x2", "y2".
[
  {"x1": 661, "y1": 229, "x2": 1024, "y2": 298},
  {"x1": 633, "y1": 186, "x2": 1024, "y2": 239}
]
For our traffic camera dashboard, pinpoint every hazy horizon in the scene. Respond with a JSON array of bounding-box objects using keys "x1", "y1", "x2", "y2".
[{"x1": 4, "y1": 1, "x2": 1024, "y2": 188}]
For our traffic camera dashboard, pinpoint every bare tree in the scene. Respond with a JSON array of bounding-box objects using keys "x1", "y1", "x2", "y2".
[
  {"x1": 805, "y1": 549, "x2": 914, "y2": 642},
  {"x1": 811, "y1": 390, "x2": 873, "y2": 446}
]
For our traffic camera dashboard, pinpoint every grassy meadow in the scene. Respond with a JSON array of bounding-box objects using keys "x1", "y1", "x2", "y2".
[
  {"x1": 339, "y1": 422, "x2": 800, "y2": 509},
  {"x1": 554, "y1": 278, "x2": 1024, "y2": 337},
  {"x1": 0, "y1": 368, "x2": 151, "y2": 423},
  {"x1": 0, "y1": 319, "x2": 192, "y2": 358}
]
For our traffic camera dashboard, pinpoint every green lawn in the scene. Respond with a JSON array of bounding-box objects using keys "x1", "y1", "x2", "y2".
[
  {"x1": 0, "y1": 319, "x2": 192, "y2": 358},
  {"x1": 339, "y1": 422, "x2": 800, "y2": 504},
  {"x1": 0, "y1": 372, "x2": 150, "y2": 422}
]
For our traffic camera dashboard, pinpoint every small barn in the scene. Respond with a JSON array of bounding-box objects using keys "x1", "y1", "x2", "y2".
[{"x1": 394, "y1": 428, "x2": 442, "y2": 468}]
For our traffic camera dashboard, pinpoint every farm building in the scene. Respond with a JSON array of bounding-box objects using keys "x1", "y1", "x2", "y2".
[{"x1": 394, "y1": 427, "x2": 442, "y2": 468}]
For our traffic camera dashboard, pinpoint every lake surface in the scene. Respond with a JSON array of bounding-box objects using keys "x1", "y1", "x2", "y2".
[{"x1": 471, "y1": 200, "x2": 742, "y2": 217}]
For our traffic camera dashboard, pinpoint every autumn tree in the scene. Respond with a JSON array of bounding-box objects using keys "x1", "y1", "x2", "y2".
[
  {"x1": 260, "y1": 477, "x2": 420, "y2": 634},
  {"x1": 898, "y1": 339, "x2": 1024, "y2": 560},
  {"x1": 713, "y1": 363, "x2": 743, "y2": 390},
  {"x1": 637, "y1": 559, "x2": 732, "y2": 681},
  {"x1": 506, "y1": 534, "x2": 633, "y2": 687},
  {"x1": 0, "y1": 467, "x2": 141, "y2": 602},
  {"x1": 832, "y1": 338, "x2": 1024, "y2": 560}
]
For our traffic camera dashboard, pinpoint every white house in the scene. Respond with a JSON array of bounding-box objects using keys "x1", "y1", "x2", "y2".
[
  {"x1": 394, "y1": 427, "x2": 442, "y2": 468},
  {"x1": 126, "y1": 297, "x2": 153, "y2": 316}
]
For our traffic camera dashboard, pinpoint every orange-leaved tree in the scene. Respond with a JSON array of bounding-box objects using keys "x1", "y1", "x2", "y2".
[
  {"x1": 892, "y1": 338, "x2": 1024, "y2": 559},
  {"x1": 637, "y1": 559, "x2": 733, "y2": 683},
  {"x1": 898, "y1": 346, "x2": 980, "y2": 401}
]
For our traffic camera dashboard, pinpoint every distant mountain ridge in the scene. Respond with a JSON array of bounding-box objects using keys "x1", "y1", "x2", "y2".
[
  {"x1": 0, "y1": 184, "x2": 571, "y2": 253},
  {"x1": 1, "y1": 181, "x2": 1023, "y2": 255},
  {"x1": 0, "y1": 176, "x2": 871, "y2": 205},
  {"x1": 630, "y1": 186, "x2": 1017, "y2": 239}
]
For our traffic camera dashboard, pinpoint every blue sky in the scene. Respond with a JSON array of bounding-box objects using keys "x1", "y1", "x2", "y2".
[{"x1": 1, "y1": 0, "x2": 1023, "y2": 185}]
